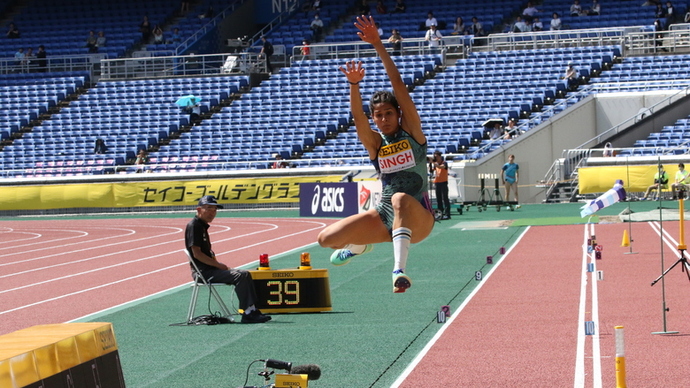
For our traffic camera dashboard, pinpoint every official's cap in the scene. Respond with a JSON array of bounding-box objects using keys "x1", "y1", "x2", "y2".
[{"x1": 198, "y1": 195, "x2": 224, "y2": 208}]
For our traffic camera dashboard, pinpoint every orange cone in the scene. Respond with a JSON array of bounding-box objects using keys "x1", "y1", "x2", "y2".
[{"x1": 621, "y1": 229, "x2": 630, "y2": 247}]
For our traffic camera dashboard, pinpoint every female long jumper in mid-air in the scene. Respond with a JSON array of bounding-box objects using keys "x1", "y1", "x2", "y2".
[{"x1": 317, "y1": 15, "x2": 435, "y2": 293}]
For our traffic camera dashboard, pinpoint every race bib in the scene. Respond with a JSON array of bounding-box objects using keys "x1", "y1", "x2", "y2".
[{"x1": 378, "y1": 139, "x2": 415, "y2": 174}]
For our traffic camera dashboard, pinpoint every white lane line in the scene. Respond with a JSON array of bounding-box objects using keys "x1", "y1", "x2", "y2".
[
  {"x1": 0, "y1": 228, "x2": 132, "y2": 259},
  {"x1": 648, "y1": 221, "x2": 690, "y2": 266},
  {"x1": 590, "y1": 223, "x2": 602, "y2": 388},
  {"x1": 0, "y1": 221, "x2": 327, "y2": 314},
  {"x1": 0, "y1": 227, "x2": 184, "y2": 277},
  {"x1": 574, "y1": 224, "x2": 589, "y2": 388},
  {"x1": 0, "y1": 265, "x2": 183, "y2": 316},
  {"x1": 0, "y1": 231, "x2": 43, "y2": 243},
  {"x1": 390, "y1": 226, "x2": 531, "y2": 388}
]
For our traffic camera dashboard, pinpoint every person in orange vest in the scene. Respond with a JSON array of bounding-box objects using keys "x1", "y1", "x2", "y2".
[{"x1": 431, "y1": 150, "x2": 451, "y2": 219}]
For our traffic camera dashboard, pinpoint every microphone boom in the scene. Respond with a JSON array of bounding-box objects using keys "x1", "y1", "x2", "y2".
[{"x1": 290, "y1": 364, "x2": 321, "y2": 381}]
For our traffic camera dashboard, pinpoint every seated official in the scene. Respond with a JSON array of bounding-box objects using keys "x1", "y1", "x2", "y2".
[
  {"x1": 672, "y1": 162, "x2": 690, "y2": 200},
  {"x1": 185, "y1": 195, "x2": 271, "y2": 324},
  {"x1": 642, "y1": 164, "x2": 669, "y2": 200}
]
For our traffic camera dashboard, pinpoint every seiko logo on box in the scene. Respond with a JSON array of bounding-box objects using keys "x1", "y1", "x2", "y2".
[{"x1": 272, "y1": 272, "x2": 295, "y2": 278}]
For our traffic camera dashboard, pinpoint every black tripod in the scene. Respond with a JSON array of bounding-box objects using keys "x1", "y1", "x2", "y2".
[
  {"x1": 651, "y1": 248, "x2": 689, "y2": 285},
  {"x1": 651, "y1": 189, "x2": 689, "y2": 286}
]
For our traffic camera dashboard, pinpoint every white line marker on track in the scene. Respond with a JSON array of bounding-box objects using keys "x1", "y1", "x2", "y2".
[
  {"x1": 390, "y1": 226, "x2": 531, "y2": 388},
  {"x1": 575, "y1": 223, "x2": 602, "y2": 388},
  {"x1": 590, "y1": 224, "x2": 602, "y2": 388},
  {"x1": 574, "y1": 225, "x2": 589, "y2": 388}
]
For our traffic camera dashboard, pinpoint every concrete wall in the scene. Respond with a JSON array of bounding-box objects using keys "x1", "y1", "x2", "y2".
[
  {"x1": 453, "y1": 90, "x2": 689, "y2": 204},
  {"x1": 598, "y1": 91, "x2": 690, "y2": 148}
]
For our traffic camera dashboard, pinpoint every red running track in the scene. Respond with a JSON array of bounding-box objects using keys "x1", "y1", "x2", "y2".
[
  {"x1": 4, "y1": 218, "x2": 690, "y2": 386},
  {"x1": 395, "y1": 221, "x2": 690, "y2": 387},
  {"x1": 0, "y1": 217, "x2": 333, "y2": 336}
]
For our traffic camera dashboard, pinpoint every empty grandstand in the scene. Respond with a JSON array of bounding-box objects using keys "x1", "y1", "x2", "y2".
[{"x1": 1, "y1": 0, "x2": 689, "y2": 209}]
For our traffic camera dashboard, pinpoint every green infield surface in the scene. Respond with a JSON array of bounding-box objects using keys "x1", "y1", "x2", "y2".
[{"x1": 70, "y1": 202, "x2": 648, "y2": 388}]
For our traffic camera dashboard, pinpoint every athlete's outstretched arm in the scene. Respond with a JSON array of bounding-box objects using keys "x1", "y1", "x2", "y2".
[
  {"x1": 353, "y1": 15, "x2": 424, "y2": 145},
  {"x1": 339, "y1": 60, "x2": 380, "y2": 158}
]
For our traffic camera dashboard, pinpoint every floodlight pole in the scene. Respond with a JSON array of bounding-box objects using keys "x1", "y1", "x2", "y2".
[{"x1": 650, "y1": 161, "x2": 682, "y2": 335}]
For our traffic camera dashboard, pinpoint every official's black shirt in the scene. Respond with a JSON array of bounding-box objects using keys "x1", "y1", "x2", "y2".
[{"x1": 185, "y1": 216, "x2": 215, "y2": 271}]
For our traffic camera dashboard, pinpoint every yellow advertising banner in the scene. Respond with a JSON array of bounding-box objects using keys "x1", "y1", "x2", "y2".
[
  {"x1": 579, "y1": 164, "x2": 672, "y2": 194},
  {"x1": 0, "y1": 176, "x2": 343, "y2": 210}
]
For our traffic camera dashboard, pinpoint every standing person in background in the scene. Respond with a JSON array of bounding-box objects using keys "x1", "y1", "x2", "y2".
[
  {"x1": 85, "y1": 30, "x2": 98, "y2": 53},
  {"x1": 505, "y1": 118, "x2": 518, "y2": 138},
  {"x1": 654, "y1": 19, "x2": 665, "y2": 49},
  {"x1": 139, "y1": 15, "x2": 151, "y2": 42},
  {"x1": 135, "y1": 149, "x2": 149, "y2": 172},
  {"x1": 260, "y1": 36, "x2": 274, "y2": 73},
  {"x1": 665, "y1": 1, "x2": 676, "y2": 24},
  {"x1": 424, "y1": 12, "x2": 438, "y2": 29},
  {"x1": 318, "y1": 16, "x2": 435, "y2": 294},
  {"x1": 190, "y1": 102, "x2": 201, "y2": 124},
  {"x1": 272, "y1": 154, "x2": 289, "y2": 169},
  {"x1": 451, "y1": 17, "x2": 466, "y2": 35},
  {"x1": 502, "y1": 154, "x2": 520, "y2": 207},
  {"x1": 300, "y1": 39, "x2": 311, "y2": 61},
  {"x1": 36, "y1": 45, "x2": 47, "y2": 72},
  {"x1": 310, "y1": 14, "x2": 324, "y2": 41},
  {"x1": 562, "y1": 61, "x2": 579, "y2": 90},
  {"x1": 570, "y1": 0, "x2": 583, "y2": 16},
  {"x1": 96, "y1": 31, "x2": 107, "y2": 51},
  {"x1": 533, "y1": 17, "x2": 544, "y2": 31},
  {"x1": 152, "y1": 25, "x2": 164, "y2": 44},
  {"x1": 14, "y1": 47, "x2": 24, "y2": 67},
  {"x1": 170, "y1": 28, "x2": 181, "y2": 44},
  {"x1": 550, "y1": 12, "x2": 562, "y2": 30},
  {"x1": 489, "y1": 121, "x2": 504, "y2": 140},
  {"x1": 391, "y1": 0, "x2": 406, "y2": 14},
  {"x1": 6, "y1": 23, "x2": 20, "y2": 39},
  {"x1": 432, "y1": 151, "x2": 451, "y2": 220},
  {"x1": 523, "y1": 1, "x2": 541, "y2": 23},
  {"x1": 470, "y1": 17, "x2": 484, "y2": 36},
  {"x1": 587, "y1": 0, "x2": 601, "y2": 15},
  {"x1": 358, "y1": 0, "x2": 371, "y2": 15},
  {"x1": 655, "y1": 3, "x2": 665, "y2": 18},
  {"x1": 94, "y1": 138, "x2": 108, "y2": 154},
  {"x1": 424, "y1": 23, "x2": 443, "y2": 54},
  {"x1": 376, "y1": 0, "x2": 387, "y2": 14},
  {"x1": 24, "y1": 47, "x2": 34, "y2": 67},
  {"x1": 388, "y1": 28, "x2": 403, "y2": 55},
  {"x1": 602, "y1": 142, "x2": 613, "y2": 157}
]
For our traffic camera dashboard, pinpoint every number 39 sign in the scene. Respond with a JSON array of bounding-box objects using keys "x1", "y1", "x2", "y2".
[{"x1": 249, "y1": 269, "x2": 332, "y2": 313}]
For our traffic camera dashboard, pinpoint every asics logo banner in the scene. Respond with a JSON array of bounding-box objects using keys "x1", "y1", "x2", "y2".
[
  {"x1": 310, "y1": 185, "x2": 345, "y2": 214},
  {"x1": 298, "y1": 182, "x2": 360, "y2": 217}
]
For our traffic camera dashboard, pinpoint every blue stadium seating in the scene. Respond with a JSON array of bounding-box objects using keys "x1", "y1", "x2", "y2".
[{"x1": 3, "y1": 0, "x2": 690, "y2": 177}]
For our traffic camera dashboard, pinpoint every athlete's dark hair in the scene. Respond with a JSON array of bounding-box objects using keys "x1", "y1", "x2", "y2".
[{"x1": 369, "y1": 90, "x2": 399, "y2": 114}]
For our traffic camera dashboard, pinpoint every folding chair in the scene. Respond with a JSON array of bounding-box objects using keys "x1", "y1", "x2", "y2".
[{"x1": 184, "y1": 250, "x2": 235, "y2": 324}]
